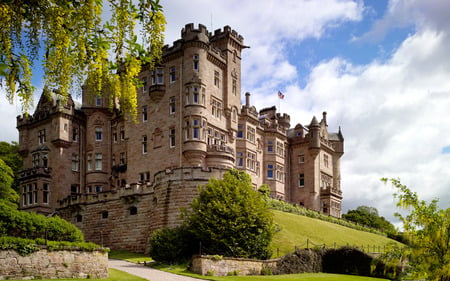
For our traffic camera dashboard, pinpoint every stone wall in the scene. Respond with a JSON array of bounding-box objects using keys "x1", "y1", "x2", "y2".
[
  {"x1": 0, "y1": 249, "x2": 108, "y2": 280},
  {"x1": 190, "y1": 255, "x2": 279, "y2": 276},
  {"x1": 58, "y1": 167, "x2": 227, "y2": 253}
]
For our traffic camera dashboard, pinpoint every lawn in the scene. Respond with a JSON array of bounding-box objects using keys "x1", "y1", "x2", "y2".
[
  {"x1": 271, "y1": 210, "x2": 402, "y2": 257},
  {"x1": 11, "y1": 268, "x2": 147, "y2": 281},
  {"x1": 109, "y1": 250, "x2": 153, "y2": 263}
]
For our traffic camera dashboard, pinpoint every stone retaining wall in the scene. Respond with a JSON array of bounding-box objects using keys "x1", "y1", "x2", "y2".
[
  {"x1": 190, "y1": 255, "x2": 279, "y2": 276},
  {"x1": 0, "y1": 249, "x2": 108, "y2": 280}
]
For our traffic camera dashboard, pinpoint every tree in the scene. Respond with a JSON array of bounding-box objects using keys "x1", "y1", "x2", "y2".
[
  {"x1": 382, "y1": 178, "x2": 450, "y2": 281},
  {"x1": 184, "y1": 169, "x2": 274, "y2": 259},
  {"x1": 0, "y1": 158, "x2": 19, "y2": 207},
  {"x1": 343, "y1": 205, "x2": 397, "y2": 235},
  {"x1": 0, "y1": 141, "x2": 23, "y2": 193},
  {"x1": 0, "y1": 0, "x2": 165, "y2": 118}
]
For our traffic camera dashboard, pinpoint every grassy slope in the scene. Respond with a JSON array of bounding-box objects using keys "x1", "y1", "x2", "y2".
[{"x1": 271, "y1": 210, "x2": 402, "y2": 256}]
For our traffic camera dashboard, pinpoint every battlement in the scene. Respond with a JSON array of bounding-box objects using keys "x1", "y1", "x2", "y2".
[
  {"x1": 57, "y1": 166, "x2": 228, "y2": 208},
  {"x1": 211, "y1": 25, "x2": 244, "y2": 43}
]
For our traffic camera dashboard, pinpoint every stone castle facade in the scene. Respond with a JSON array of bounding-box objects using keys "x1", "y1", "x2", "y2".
[{"x1": 17, "y1": 24, "x2": 344, "y2": 252}]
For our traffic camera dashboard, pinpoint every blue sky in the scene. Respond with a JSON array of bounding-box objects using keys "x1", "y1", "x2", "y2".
[{"x1": 1, "y1": 0, "x2": 449, "y2": 225}]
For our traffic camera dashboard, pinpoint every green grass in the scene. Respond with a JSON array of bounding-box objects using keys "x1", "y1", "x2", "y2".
[
  {"x1": 11, "y1": 268, "x2": 147, "y2": 281},
  {"x1": 271, "y1": 210, "x2": 402, "y2": 257},
  {"x1": 109, "y1": 250, "x2": 153, "y2": 263}
]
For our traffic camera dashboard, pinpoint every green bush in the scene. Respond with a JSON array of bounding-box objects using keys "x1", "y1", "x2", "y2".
[
  {"x1": 0, "y1": 201, "x2": 84, "y2": 242},
  {"x1": 148, "y1": 226, "x2": 195, "y2": 263}
]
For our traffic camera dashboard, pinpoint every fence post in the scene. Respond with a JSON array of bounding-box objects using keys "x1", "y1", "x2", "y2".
[{"x1": 307, "y1": 238, "x2": 309, "y2": 249}]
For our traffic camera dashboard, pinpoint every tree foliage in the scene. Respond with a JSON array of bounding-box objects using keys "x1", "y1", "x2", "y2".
[
  {"x1": 343, "y1": 205, "x2": 397, "y2": 235},
  {"x1": 0, "y1": 0, "x2": 165, "y2": 118},
  {"x1": 382, "y1": 178, "x2": 450, "y2": 281},
  {"x1": 0, "y1": 141, "x2": 23, "y2": 193},
  {"x1": 185, "y1": 169, "x2": 274, "y2": 259},
  {"x1": 0, "y1": 158, "x2": 18, "y2": 206}
]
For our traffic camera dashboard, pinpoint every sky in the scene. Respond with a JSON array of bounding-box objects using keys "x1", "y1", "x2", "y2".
[{"x1": 1, "y1": 0, "x2": 449, "y2": 226}]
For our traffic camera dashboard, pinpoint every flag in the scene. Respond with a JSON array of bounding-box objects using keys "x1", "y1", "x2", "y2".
[{"x1": 278, "y1": 91, "x2": 285, "y2": 99}]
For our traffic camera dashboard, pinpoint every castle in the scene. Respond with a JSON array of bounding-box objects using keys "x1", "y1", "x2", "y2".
[{"x1": 16, "y1": 24, "x2": 344, "y2": 252}]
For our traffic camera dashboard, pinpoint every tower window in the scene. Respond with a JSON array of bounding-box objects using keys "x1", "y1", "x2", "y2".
[
  {"x1": 169, "y1": 96, "x2": 175, "y2": 114},
  {"x1": 129, "y1": 206, "x2": 138, "y2": 215},
  {"x1": 142, "y1": 106, "x2": 148, "y2": 122},
  {"x1": 95, "y1": 127, "x2": 102, "y2": 141},
  {"x1": 169, "y1": 128, "x2": 175, "y2": 147},
  {"x1": 267, "y1": 164, "x2": 274, "y2": 179},
  {"x1": 101, "y1": 211, "x2": 108, "y2": 219},
  {"x1": 214, "y1": 71, "x2": 220, "y2": 87},
  {"x1": 169, "y1": 66, "x2": 176, "y2": 83},
  {"x1": 142, "y1": 135, "x2": 148, "y2": 154},
  {"x1": 95, "y1": 153, "x2": 102, "y2": 171},
  {"x1": 43, "y1": 183, "x2": 49, "y2": 204},
  {"x1": 299, "y1": 174, "x2": 305, "y2": 187},
  {"x1": 193, "y1": 54, "x2": 199, "y2": 71}
]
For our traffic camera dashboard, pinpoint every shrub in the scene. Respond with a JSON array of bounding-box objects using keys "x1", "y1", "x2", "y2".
[
  {"x1": 322, "y1": 247, "x2": 372, "y2": 276},
  {"x1": 275, "y1": 248, "x2": 323, "y2": 274},
  {"x1": 148, "y1": 226, "x2": 195, "y2": 263},
  {"x1": 0, "y1": 201, "x2": 84, "y2": 242}
]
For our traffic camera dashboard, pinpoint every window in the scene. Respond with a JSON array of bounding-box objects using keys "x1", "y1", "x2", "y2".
[
  {"x1": 267, "y1": 141, "x2": 273, "y2": 152},
  {"x1": 299, "y1": 173, "x2": 305, "y2": 187},
  {"x1": 139, "y1": 173, "x2": 145, "y2": 182},
  {"x1": 120, "y1": 127, "x2": 125, "y2": 141},
  {"x1": 193, "y1": 119, "x2": 200, "y2": 139},
  {"x1": 211, "y1": 98, "x2": 222, "y2": 119},
  {"x1": 276, "y1": 165, "x2": 284, "y2": 182},
  {"x1": 145, "y1": 172, "x2": 150, "y2": 181},
  {"x1": 169, "y1": 66, "x2": 176, "y2": 83},
  {"x1": 129, "y1": 206, "x2": 138, "y2": 215},
  {"x1": 33, "y1": 183, "x2": 37, "y2": 204},
  {"x1": 142, "y1": 76, "x2": 148, "y2": 92},
  {"x1": 120, "y1": 152, "x2": 126, "y2": 164},
  {"x1": 237, "y1": 125, "x2": 243, "y2": 138},
  {"x1": 95, "y1": 127, "x2": 102, "y2": 141},
  {"x1": 113, "y1": 129, "x2": 117, "y2": 143},
  {"x1": 236, "y1": 152, "x2": 244, "y2": 167},
  {"x1": 96, "y1": 186, "x2": 103, "y2": 193},
  {"x1": 232, "y1": 79, "x2": 237, "y2": 95},
  {"x1": 27, "y1": 184, "x2": 32, "y2": 205},
  {"x1": 95, "y1": 153, "x2": 102, "y2": 171},
  {"x1": 101, "y1": 210, "x2": 108, "y2": 219},
  {"x1": 87, "y1": 154, "x2": 92, "y2": 171},
  {"x1": 193, "y1": 54, "x2": 199, "y2": 71},
  {"x1": 72, "y1": 154, "x2": 79, "y2": 171},
  {"x1": 72, "y1": 128, "x2": 78, "y2": 142},
  {"x1": 42, "y1": 153, "x2": 48, "y2": 168},
  {"x1": 32, "y1": 153, "x2": 39, "y2": 167},
  {"x1": 142, "y1": 135, "x2": 148, "y2": 154},
  {"x1": 247, "y1": 126, "x2": 255, "y2": 143},
  {"x1": 76, "y1": 214, "x2": 82, "y2": 222},
  {"x1": 71, "y1": 184, "x2": 79, "y2": 194},
  {"x1": 193, "y1": 87, "x2": 199, "y2": 104},
  {"x1": 169, "y1": 128, "x2": 175, "y2": 147},
  {"x1": 214, "y1": 70, "x2": 220, "y2": 87},
  {"x1": 38, "y1": 129, "x2": 46, "y2": 144},
  {"x1": 246, "y1": 151, "x2": 256, "y2": 171},
  {"x1": 95, "y1": 97, "x2": 102, "y2": 106},
  {"x1": 151, "y1": 67, "x2": 163, "y2": 85},
  {"x1": 298, "y1": 154, "x2": 305, "y2": 163},
  {"x1": 324, "y1": 154, "x2": 329, "y2": 168},
  {"x1": 276, "y1": 141, "x2": 284, "y2": 156},
  {"x1": 267, "y1": 164, "x2": 274, "y2": 179},
  {"x1": 142, "y1": 106, "x2": 148, "y2": 122},
  {"x1": 43, "y1": 183, "x2": 49, "y2": 204},
  {"x1": 169, "y1": 96, "x2": 175, "y2": 114}
]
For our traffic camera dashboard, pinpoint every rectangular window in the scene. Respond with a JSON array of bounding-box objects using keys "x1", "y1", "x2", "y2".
[
  {"x1": 120, "y1": 152, "x2": 126, "y2": 164},
  {"x1": 267, "y1": 164, "x2": 274, "y2": 179},
  {"x1": 169, "y1": 96, "x2": 175, "y2": 114},
  {"x1": 96, "y1": 186, "x2": 103, "y2": 193},
  {"x1": 232, "y1": 79, "x2": 237, "y2": 95},
  {"x1": 142, "y1": 106, "x2": 148, "y2": 122},
  {"x1": 142, "y1": 135, "x2": 148, "y2": 154},
  {"x1": 113, "y1": 129, "x2": 117, "y2": 143},
  {"x1": 298, "y1": 154, "x2": 305, "y2": 163},
  {"x1": 38, "y1": 129, "x2": 46, "y2": 144},
  {"x1": 95, "y1": 153, "x2": 102, "y2": 171},
  {"x1": 247, "y1": 126, "x2": 255, "y2": 143},
  {"x1": 214, "y1": 70, "x2": 220, "y2": 87},
  {"x1": 276, "y1": 141, "x2": 284, "y2": 156},
  {"x1": 267, "y1": 141, "x2": 273, "y2": 152},
  {"x1": 324, "y1": 154, "x2": 329, "y2": 168},
  {"x1": 32, "y1": 153, "x2": 39, "y2": 167},
  {"x1": 236, "y1": 152, "x2": 244, "y2": 167},
  {"x1": 152, "y1": 67, "x2": 164, "y2": 85},
  {"x1": 212, "y1": 98, "x2": 222, "y2": 119},
  {"x1": 299, "y1": 173, "x2": 305, "y2": 187},
  {"x1": 237, "y1": 125, "x2": 243, "y2": 138},
  {"x1": 139, "y1": 173, "x2": 145, "y2": 182},
  {"x1": 193, "y1": 89, "x2": 199, "y2": 104},
  {"x1": 276, "y1": 165, "x2": 284, "y2": 182},
  {"x1": 72, "y1": 154, "x2": 79, "y2": 171},
  {"x1": 95, "y1": 97, "x2": 102, "y2": 107},
  {"x1": 87, "y1": 154, "x2": 92, "y2": 171},
  {"x1": 43, "y1": 183, "x2": 49, "y2": 204},
  {"x1": 142, "y1": 76, "x2": 148, "y2": 92},
  {"x1": 169, "y1": 66, "x2": 176, "y2": 83},
  {"x1": 246, "y1": 151, "x2": 256, "y2": 171},
  {"x1": 169, "y1": 128, "x2": 175, "y2": 147},
  {"x1": 193, "y1": 54, "x2": 199, "y2": 71},
  {"x1": 33, "y1": 183, "x2": 37, "y2": 204},
  {"x1": 72, "y1": 128, "x2": 78, "y2": 142},
  {"x1": 42, "y1": 153, "x2": 48, "y2": 168},
  {"x1": 193, "y1": 119, "x2": 200, "y2": 140},
  {"x1": 95, "y1": 127, "x2": 102, "y2": 141},
  {"x1": 120, "y1": 127, "x2": 125, "y2": 141},
  {"x1": 27, "y1": 185, "x2": 32, "y2": 205}
]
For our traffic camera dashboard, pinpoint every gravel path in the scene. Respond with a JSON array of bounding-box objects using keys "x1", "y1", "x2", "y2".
[{"x1": 108, "y1": 259, "x2": 204, "y2": 281}]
